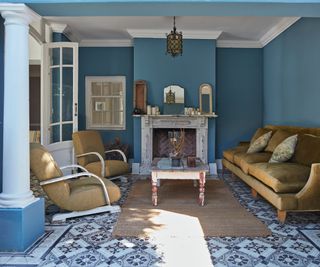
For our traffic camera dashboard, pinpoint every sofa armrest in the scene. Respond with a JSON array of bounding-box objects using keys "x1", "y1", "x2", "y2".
[{"x1": 296, "y1": 163, "x2": 320, "y2": 210}]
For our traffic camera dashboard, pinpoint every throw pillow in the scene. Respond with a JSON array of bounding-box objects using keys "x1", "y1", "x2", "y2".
[
  {"x1": 247, "y1": 131, "x2": 272, "y2": 153},
  {"x1": 269, "y1": 134, "x2": 298, "y2": 163},
  {"x1": 250, "y1": 128, "x2": 272, "y2": 144}
]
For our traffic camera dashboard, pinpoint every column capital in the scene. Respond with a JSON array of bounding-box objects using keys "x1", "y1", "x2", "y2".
[
  {"x1": 1, "y1": 10, "x2": 32, "y2": 26},
  {"x1": 0, "y1": 3, "x2": 41, "y2": 25}
]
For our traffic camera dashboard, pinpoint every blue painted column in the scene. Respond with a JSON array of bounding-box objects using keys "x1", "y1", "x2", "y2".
[{"x1": 0, "y1": 6, "x2": 44, "y2": 252}]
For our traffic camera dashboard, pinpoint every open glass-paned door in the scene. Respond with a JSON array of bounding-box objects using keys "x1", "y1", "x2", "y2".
[{"x1": 41, "y1": 42, "x2": 78, "y2": 167}]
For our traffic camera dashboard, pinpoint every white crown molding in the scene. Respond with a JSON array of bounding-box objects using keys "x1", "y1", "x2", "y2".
[
  {"x1": 80, "y1": 39, "x2": 133, "y2": 47},
  {"x1": 217, "y1": 17, "x2": 300, "y2": 48},
  {"x1": 260, "y1": 17, "x2": 300, "y2": 47},
  {"x1": 217, "y1": 40, "x2": 262, "y2": 48},
  {"x1": 127, "y1": 29, "x2": 222, "y2": 39}
]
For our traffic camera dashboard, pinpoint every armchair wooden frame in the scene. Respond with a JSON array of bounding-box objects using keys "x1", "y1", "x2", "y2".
[
  {"x1": 76, "y1": 149, "x2": 127, "y2": 181},
  {"x1": 41, "y1": 164, "x2": 120, "y2": 222}
]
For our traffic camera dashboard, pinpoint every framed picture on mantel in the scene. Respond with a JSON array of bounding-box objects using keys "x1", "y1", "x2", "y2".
[{"x1": 133, "y1": 80, "x2": 147, "y2": 114}]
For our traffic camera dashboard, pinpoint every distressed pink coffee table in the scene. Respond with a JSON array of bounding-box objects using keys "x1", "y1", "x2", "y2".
[{"x1": 150, "y1": 158, "x2": 209, "y2": 206}]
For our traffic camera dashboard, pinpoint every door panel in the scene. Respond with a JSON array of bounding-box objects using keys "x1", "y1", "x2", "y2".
[{"x1": 42, "y1": 42, "x2": 78, "y2": 167}]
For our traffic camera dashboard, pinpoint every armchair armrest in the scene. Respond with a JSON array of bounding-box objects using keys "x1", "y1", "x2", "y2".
[
  {"x1": 296, "y1": 163, "x2": 320, "y2": 210},
  {"x1": 105, "y1": 149, "x2": 127, "y2": 163},
  {"x1": 60, "y1": 164, "x2": 89, "y2": 173},
  {"x1": 40, "y1": 172, "x2": 111, "y2": 205},
  {"x1": 76, "y1": 152, "x2": 105, "y2": 177}
]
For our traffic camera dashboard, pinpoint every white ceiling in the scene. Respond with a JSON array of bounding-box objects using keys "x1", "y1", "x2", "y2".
[{"x1": 46, "y1": 16, "x2": 300, "y2": 47}]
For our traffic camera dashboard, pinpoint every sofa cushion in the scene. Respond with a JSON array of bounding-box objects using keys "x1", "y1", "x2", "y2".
[
  {"x1": 265, "y1": 130, "x2": 293, "y2": 152},
  {"x1": 234, "y1": 152, "x2": 272, "y2": 174},
  {"x1": 269, "y1": 134, "x2": 298, "y2": 163},
  {"x1": 248, "y1": 162, "x2": 310, "y2": 193},
  {"x1": 247, "y1": 131, "x2": 272, "y2": 153},
  {"x1": 291, "y1": 134, "x2": 320, "y2": 167},
  {"x1": 223, "y1": 145, "x2": 249, "y2": 163}
]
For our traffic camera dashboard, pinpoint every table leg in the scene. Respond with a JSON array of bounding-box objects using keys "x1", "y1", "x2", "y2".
[
  {"x1": 198, "y1": 172, "x2": 205, "y2": 206},
  {"x1": 151, "y1": 173, "x2": 158, "y2": 206}
]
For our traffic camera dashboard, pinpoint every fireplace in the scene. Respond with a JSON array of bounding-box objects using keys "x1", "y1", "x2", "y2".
[
  {"x1": 139, "y1": 115, "x2": 210, "y2": 174},
  {"x1": 153, "y1": 128, "x2": 196, "y2": 158}
]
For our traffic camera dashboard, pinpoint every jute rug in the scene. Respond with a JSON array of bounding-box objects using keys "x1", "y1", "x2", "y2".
[{"x1": 113, "y1": 179, "x2": 271, "y2": 238}]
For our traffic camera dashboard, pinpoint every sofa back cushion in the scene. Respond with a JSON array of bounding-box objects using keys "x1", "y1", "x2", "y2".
[
  {"x1": 265, "y1": 125, "x2": 320, "y2": 136},
  {"x1": 265, "y1": 130, "x2": 293, "y2": 152},
  {"x1": 250, "y1": 128, "x2": 273, "y2": 144},
  {"x1": 291, "y1": 134, "x2": 320, "y2": 167}
]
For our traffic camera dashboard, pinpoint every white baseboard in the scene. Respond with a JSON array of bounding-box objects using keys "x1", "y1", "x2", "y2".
[
  {"x1": 216, "y1": 159, "x2": 223, "y2": 170},
  {"x1": 209, "y1": 163, "x2": 217, "y2": 175},
  {"x1": 132, "y1": 163, "x2": 140, "y2": 174}
]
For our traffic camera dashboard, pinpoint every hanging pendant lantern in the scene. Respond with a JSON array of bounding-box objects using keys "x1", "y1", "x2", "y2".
[{"x1": 166, "y1": 16, "x2": 183, "y2": 57}]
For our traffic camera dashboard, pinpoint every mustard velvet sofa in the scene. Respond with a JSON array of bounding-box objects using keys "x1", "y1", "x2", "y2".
[{"x1": 222, "y1": 125, "x2": 320, "y2": 223}]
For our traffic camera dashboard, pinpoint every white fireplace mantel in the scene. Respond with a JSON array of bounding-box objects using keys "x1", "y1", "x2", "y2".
[{"x1": 135, "y1": 114, "x2": 217, "y2": 174}]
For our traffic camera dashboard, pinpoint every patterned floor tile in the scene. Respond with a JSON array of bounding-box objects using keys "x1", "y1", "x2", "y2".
[
  {"x1": 97, "y1": 239, "x2": 136, "y2": 259},
  {"x1": 223, "y1": 251, "x2": 255, "y2": 267},
  {"x1": 272, "y1": 250, "x2": 308, "y2": 266},
  {"x1": 236, "y1": 239, "x2": 277, "y2": 259},
  {"x1": 282, "y1": 239, "x2": 319, "y2": 258},
  {"x1": 115, "y1": 249, "x2": 159, "y2": 267},
  {"x1": 207, "y1": 240, "x2": 230, "y2": 258},
  {"x1": 300, "y1": 229, "x2": 320, "y2": 250},
  {"x1": 51, "y1": 238, "x2": 92, "y2": 259}
]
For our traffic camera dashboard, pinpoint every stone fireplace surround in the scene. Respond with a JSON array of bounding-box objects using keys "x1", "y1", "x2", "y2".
[{"x1": 135, "y1": 115, "x2": 217, "y2": 174}]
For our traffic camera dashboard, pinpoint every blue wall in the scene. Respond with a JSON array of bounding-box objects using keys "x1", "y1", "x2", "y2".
[
  {"x1": 0, "y1": 18, "x2": 4, "y2": 192},
  {"x1": 52, "y1": 32, "x2": 70, "y2": 42},
  {"x1": 216, "y1": 48, "x2": 263, "y2": 158},
  {"x1": 133, "y1": 38, "x2": 216, "y2": 162},
  {"x1": 263, "y1": 18, "x2": 320, "y2": 127},
  {"x1": 78, "y1": 47, "x2": 134, "y2": 157}
]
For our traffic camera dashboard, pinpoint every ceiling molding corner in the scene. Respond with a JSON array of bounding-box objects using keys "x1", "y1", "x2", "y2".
[
  {"x1": 127, "y1": 29, "x2": 222, "y2": 39},
  {"x1": 260, "y1": 17, "x2": 300, "y2": 47},
  {"x1": 49, "y1": 23, "x2": 80, "y2": 42},
  {"x1": 79, "y1": 39, "x2": 133, "y2": 47},
  {"x1": 217, "y1": 40, "x2": 262, "y2": 48},
  {"x1": 50, "y1": 23, "x2": 68, "y2": 33},
  {"x1": 63, "y1": 26, "x2": 80, "y2": 42}
]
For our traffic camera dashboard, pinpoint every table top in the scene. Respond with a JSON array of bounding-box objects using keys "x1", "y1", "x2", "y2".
[{"x1": 151, "y1": 157, "x2": 209, "y2": 172}]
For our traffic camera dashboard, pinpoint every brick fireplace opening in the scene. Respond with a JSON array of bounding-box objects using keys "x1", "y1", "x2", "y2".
[{"x1": 153, "y1": 128, "x2": 196, "y2": 158}]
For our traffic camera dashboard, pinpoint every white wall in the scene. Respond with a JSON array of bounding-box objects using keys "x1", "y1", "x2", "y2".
[{"x1": 29, "y1": 35, "x2": 41, "y2": 63}]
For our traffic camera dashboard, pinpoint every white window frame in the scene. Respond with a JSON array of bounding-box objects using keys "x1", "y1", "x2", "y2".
[{"x1": 85, "y1": 76, "x2": 126, "y2": 130}]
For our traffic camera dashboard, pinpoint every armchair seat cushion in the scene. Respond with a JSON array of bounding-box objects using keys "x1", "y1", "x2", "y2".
[
  {"x1": 66, "y1": 177, "x2": 121, "y2": 211},
  {"x1": 248, "y1": 163, "x2": 310, "y2": 193},
  {"x1": 234, "y1": 152, "x2": 272, "y2": 174},
  {"x1": 86, "y1": 160, "x2": 130, "y2": 178},
  {"x1": 223, "y1": 145, "x2": 249, "y2": 163}
]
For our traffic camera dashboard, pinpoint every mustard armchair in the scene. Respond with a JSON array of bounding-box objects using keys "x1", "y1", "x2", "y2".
[
  {"x1": 72, "y1": 131, "x2": 130, "y2": 180},
  {"x1": 30, "y1": 143, "x2": 121, "y2": 222}
]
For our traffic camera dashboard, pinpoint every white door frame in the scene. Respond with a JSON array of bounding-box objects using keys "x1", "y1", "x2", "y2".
[{"x1": 41, "y1": 42, "x2": 78, "y2": 167}]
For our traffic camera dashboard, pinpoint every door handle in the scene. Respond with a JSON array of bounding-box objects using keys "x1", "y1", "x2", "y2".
[{"x1": 74, "y1": 103, "x2": 78, "y2": 117}]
